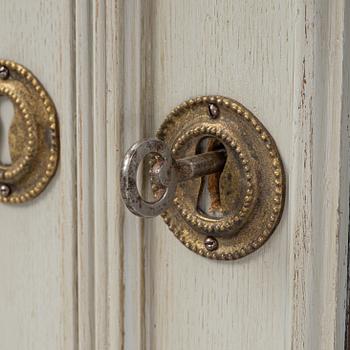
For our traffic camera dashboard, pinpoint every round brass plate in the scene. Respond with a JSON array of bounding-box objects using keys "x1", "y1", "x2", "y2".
[
  {"x1": 0, "y1": 60, "x2": 59, "y2": 203},
  {"x1": 156, "y1": 96, "x2": 285, "y2": 260}
]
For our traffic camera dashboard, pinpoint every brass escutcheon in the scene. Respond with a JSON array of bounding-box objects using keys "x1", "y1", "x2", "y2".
[
  {"x1": 0, "y1": 60, "x2": 59, "y2": 203},
  {"x1": 120, "y1": 96, "x2": 285, "y2": 260}
]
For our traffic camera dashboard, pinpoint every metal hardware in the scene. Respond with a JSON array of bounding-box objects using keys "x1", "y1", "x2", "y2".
[
  {"x1": 208, "y1": 103, "x2": 219, "y2": 119},
  {"x1": 120, "y1": 96, "x2": 285, "y2": 260},
  {"x1": 0, "y1": 60, "x2": 59, "y2": 204},
  {"x1": 204, "y1": 236, "x2": 218, "y2": 251},
  {"x1": 0, "y1": 183, "x2": 11, "y2": 197},
  {"x1": 121, "y1": 138, "x2": 226, "y2": 217},
  {"x1": 0, "y1": 66, "x2": 10, "y2": 80}
]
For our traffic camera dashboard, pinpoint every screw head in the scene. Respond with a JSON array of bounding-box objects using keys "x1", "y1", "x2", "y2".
[
  {"x1": 0, "y1": 184, "x2": 11, "y2": 197},
  {"x1": 204, "y1": 236, "x2": 218, "y2": 251},
  {"x1": 0, "y1": 65, "x2": 9, "y2": 80},
  {"x1": 208, "y1": 103, "x2": 220, "y2": 119}
]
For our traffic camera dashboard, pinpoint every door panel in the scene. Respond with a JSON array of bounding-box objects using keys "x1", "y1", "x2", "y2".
[
  {"x1": 1, "y1": 1, "x2": 349, "y2": 350},
  {"x1": 0, "y1": 1, "x2": 76, "y2": 349},
  {"x1": 145, "y1": 1, "x2": 292, "y2": 349},
  {"x1": 139, "y1": 1, "x2": 349, "y2": 349}
]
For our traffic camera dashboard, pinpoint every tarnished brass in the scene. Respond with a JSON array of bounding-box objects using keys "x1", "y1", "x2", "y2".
[
  {"x1": 0, "y1": 59, "x2": 59, "y2": 203},
  {"x1": 155, "y1": 96, "x2": 285, "y2": 260},
  {"x1": 120, "y1": 95, "x2": 285, "y2": 260}
]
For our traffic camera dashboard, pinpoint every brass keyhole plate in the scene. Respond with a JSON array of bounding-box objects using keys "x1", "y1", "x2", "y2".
[
  {"x1": 156, "y1": 96, "x2": 285, "y2": 260},
  {"x1": 0, "y1": 60, "x2": 59, "y2": 203}
]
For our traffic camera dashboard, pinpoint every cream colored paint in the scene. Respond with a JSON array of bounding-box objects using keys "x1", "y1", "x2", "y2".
[
  {"x1": 0, "y1": 0, "x2": 349, "y2": 349},
  {"x1": 0, "y1": 1, "x2": 76, "y2": 349}
]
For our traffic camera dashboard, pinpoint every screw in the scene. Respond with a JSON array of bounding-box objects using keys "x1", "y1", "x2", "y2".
[
  {"x1": 208, "y1": 103, "x2": 219, "y2": 119},
  {"x1": 0, "y1": 184, "x2": 11, "y2": 197},
  {"x1": 204, "y1": 236, "x2": 218, "y2": 251},
  {"x1": 0, "y1": 65, "x2": 9, "y2": 80}
]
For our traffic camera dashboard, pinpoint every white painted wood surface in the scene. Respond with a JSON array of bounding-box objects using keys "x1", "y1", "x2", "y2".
[
  {"x1": 0, "y1": 0, "x2": 349, "y2": 349},
  {"x1": 0, "y1": 1, "x2": 76, "y2": 349},
  {"x1": 138, "y1": 0, "x2": 350, "y2": 349}
]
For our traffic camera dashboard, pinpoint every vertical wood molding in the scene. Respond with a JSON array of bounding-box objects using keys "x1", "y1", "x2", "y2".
[
  {"x1": 289, "y1": 1, "x2": 350, "y2": 349},
  {"x1": 344, "y1": 1, "x2": 350, "y2": 348},
  {"x1": 75, "y1": 0, "x2": 125, "y2": 348},
  {"x1": 122, "y1": 0, "x2": 154, "y2": 348},
  {"x1": 336, "y1": 0, "x2": 350, "y2": 346},
  {"x1": 75, "y1": 1, "x2": 94, "y2": 348},
  {"x1": 74, "y1": 0, "x2": 350, "y2": 349},
  {"x1": 76, "y1": 0, "x2": 150, "y2": 348},
  {"x1": 106, "y1": 1, "x2": 126, "y2": 348}
]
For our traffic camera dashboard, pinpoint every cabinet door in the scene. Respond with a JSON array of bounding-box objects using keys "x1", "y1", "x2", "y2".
[
  {"x1": 1, "y1": 1, "x2": 349, "y2": 350},
  {"x1": 0, "y1": 1, "x2": 76, "y2": 349},
  {"x1": 115, "y1": 1, "x2": 350, "y2": 349}
]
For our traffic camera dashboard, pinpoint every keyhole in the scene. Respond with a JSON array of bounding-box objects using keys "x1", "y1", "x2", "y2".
[
  {"x1": 0, "y1": 96, "x2": 14, "y2": 165},
  {"x1": 196, "y1": 137, "x2": 226, "y2": 218}
]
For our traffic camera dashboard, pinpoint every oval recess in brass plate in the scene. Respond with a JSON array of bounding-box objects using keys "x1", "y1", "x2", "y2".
[
  {"x1": 120, "y1": 96, "x2": 285, "y2": 260},
  {"x1": 0, "y1": 59, "x2": 59, "y2": 203}
]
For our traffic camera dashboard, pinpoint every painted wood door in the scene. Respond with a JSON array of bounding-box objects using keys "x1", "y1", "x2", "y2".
[{"x1": 0, "y1": 0, "x2": 349, "y2": 349}]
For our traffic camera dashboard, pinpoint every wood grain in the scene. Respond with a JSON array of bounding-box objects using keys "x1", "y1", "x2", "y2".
[
  {"x1": 289, "y1": 2, "x2": 349, "y2": 349},
  {"x1": 0, "y1": 1, "x2": 77, "y2": 349},
  {"x1": 75, "y1": 0, "x2": 125, "y2": 349},
  {"x1": 1, "y1": 0, "x2": 349, "y2": 349},
  {"x1": 141, "y1": 1, "x2": 350, "y2": 349}
]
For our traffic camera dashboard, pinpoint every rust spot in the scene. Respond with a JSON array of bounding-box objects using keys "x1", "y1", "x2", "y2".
[{"x1": 207, "y1": 138, "x2": 222, "y2": 211}]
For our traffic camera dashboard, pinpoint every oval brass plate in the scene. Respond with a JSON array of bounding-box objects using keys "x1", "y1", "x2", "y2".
[
  {"x1": 0, "y1": 60, "x2": 59, "y2": 203},
  {"x1": 156, "y1": 96, "x2": 285, "y2": 260}
]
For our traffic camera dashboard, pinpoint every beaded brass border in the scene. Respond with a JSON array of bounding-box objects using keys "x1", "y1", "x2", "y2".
[
  {"x1": 156, "y1": 96, "x2": 285, "y2": 260},
  {"x1": 0, "y1": 85, "x2": 38, "y2": 181},
  {"x1": 0, "y1": 59, "x2": 59, "y2": 203},
  {"x1": 172, "y1": 126, "x2": 258, "y2": 234}
]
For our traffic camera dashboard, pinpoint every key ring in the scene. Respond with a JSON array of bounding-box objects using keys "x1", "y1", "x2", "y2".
[{"x1": 120, "y1": 138, "x2": 177, "y2": 217}]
